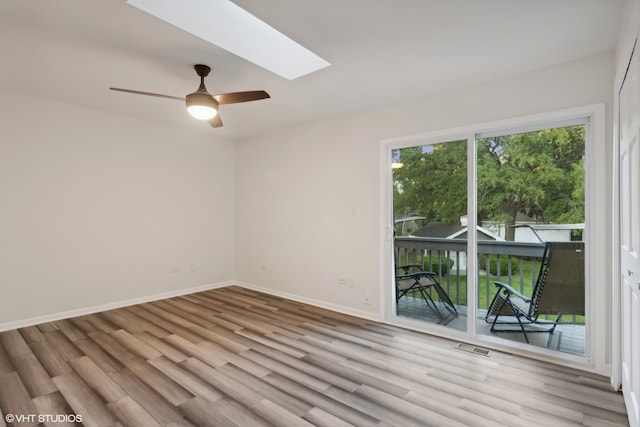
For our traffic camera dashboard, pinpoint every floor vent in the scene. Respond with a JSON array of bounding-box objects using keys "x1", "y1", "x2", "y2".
[{"x1": 455, "y1": 343, "x2": 491, "y2": 357}]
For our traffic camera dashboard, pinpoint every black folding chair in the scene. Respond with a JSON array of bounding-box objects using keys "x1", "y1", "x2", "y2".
[
  {"x1": 485, "y1": 241, "x2": 584, "y2": 343},
  {"x1": 396, "y1": 262, "x2": 458, "y2": 319}
]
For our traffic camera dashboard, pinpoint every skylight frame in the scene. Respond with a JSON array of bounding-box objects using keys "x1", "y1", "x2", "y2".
[{"x1": 127, "y1": 0, "x2": 330, "y2": 80}]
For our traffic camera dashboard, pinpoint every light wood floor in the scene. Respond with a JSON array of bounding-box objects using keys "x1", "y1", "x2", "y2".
[{"x1": 0, "y1": 286, "x2": 629, "y2": 427}]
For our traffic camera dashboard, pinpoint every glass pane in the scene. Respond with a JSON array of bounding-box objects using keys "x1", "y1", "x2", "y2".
[
  {"x1": 476, "y1": 125, "x2": 586, "y2": 356},
  {"x1": 392, "y1": 140, "x2": 467, "y2": 331}
]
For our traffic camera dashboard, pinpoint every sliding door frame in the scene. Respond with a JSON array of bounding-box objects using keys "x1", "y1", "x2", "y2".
[{"x1": 380, "y1": 104, "x2": 608, "y2": 374}]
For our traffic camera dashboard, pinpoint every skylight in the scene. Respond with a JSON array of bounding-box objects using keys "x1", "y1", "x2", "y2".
[{"x1": 127, "y1": 0, "x2": 330, "y2": 80}]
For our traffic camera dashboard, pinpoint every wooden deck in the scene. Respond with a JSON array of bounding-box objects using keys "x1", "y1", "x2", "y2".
[
  {"x1": 397, "y1": 296, "x2": 586, "y2": 356},
  {"x1": 0, "y1": 286, "x2": 626, "y2": 426}
]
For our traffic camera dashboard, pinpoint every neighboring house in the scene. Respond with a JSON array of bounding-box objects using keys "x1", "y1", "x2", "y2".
[
  {"x1": 410, "y1": 221, "x2": 502, "y2": 241},
  {"x1": 410, "y1": 218, "x2": 503, "y2": 274},
  {"x1": 480, "y1": 213, "x2": 584, "y2": 243}
]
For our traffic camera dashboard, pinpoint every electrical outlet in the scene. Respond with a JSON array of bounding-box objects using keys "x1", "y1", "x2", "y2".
[{"x1": 364, "y1": 292, "x2": 372, "y2": 305}]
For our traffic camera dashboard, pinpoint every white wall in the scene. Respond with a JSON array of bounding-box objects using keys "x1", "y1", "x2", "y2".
[
  {"x1": 235, "y1": 51, "x2": 615, "y2": 320},
  {"x1": 0, "y1": 89, "x2": 235, "y2": 327},
  {"x1": 616, "y1": 0, "x2": 640, "y2": 80},
  {"x1": 0, "y1": 50, "x2": 616, "y2": 334}
]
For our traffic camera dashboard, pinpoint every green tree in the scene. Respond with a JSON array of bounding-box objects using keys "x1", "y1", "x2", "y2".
[
  {"x1": 393, "y1": 140, "x2": 467, "y2": 224},
  {"x1": 477, "y1": 126, "x2": 584, "y2": 240},
  {"x1": 393, "y1": 126, "x2": 585, "y2": 240}
]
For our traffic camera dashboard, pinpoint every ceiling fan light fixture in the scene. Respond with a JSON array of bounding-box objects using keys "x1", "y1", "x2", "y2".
[{"x1": 186, "y1": 92, "x2": 218, "y2": 120}]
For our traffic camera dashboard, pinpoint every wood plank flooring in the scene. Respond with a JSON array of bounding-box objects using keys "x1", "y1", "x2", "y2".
[{"x1": 0, "y1": 286, "x2": 629, "y2": 426}]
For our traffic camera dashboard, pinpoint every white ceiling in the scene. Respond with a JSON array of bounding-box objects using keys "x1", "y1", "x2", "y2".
[{"x1": 0, "y1": 0, "x2": 628, "y2": 140}]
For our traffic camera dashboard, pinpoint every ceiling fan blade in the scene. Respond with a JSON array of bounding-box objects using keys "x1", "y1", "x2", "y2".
[
  {"x1": 209, "y1": 114, "x2": 223, "y2": 128},
  {"x1": 213, "y1": 91, "x2": 270, "y2": 105},
  {"x1": 110, "y1": 87, "x2": 185, "y2": 102}
]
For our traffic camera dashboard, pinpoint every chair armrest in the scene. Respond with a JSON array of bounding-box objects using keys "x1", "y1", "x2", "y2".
[
  {"x1": 396, "y1": 271, "x2": 436, "y2": 281},
  {"x1": 494, "y1": 281, "x2": 531, "y2": 303},
  {"x1": 396, "y1": 264, "x2": 426, "y2": 274}
]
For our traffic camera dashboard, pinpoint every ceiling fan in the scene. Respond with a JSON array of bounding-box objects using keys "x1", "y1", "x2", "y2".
[{"x1": 110, "y1": 64, "x2": 270, "y2": 128}]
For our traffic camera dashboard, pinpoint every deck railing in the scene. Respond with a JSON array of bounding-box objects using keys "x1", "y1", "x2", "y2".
[{"x1": 394, "y1": 237, "x2": 584, "y2": 323}]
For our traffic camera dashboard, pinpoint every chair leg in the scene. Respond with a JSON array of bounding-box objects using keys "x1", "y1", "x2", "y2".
[
  {"x1": 489, "y1": 295, "x2": 509, "y2": 332},
  {"x1": 403, "y1": 277, "x2": 445, "y2": 319},
  {"x1": 489, "y1": 296, "x2": 530, "y2": 343},
  {"x1": 397, "y1": 276, "x2": 455, "y2": 320},
  {"x1": 514, "y1": 314, "x2": 530, "y2": 343},
  {"x1": 547, "y1": 312, "x2": 563, "y2": 334},
  {"x1": 417, "y1": 286, "x2": 443, "y2": 318},
  {"x1": 432, "y1": 282, "x2": 458, "y2": 316},
  {"x1": 491, "y1": 299, "x2": 574, "y2": 344}
]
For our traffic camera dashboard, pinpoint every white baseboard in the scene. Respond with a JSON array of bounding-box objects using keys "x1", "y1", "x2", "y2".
[
  {"x1": 0, "y1": 281, "x2": 232, "y2": 332},
  {"x1": 234, "y1": 281, "x2": 382, "y2": 322},
  {"x1": 0, "y1": 280, "x2": 381, "y2": 332}
]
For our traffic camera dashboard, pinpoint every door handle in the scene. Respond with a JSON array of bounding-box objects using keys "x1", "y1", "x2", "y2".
[{"x1": 628, "y1": 269, "x2": 633, "y2": 277}]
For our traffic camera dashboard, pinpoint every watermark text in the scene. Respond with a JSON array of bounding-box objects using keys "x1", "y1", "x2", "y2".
[{"x1": 4, "y1": 413, "x2": 83, "y2": 424}]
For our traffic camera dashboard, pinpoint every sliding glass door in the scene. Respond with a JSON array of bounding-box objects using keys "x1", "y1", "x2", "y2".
[
  {"x1": 475, "y1": 125, "x2": 586, "y2": 356},
  {"x1": 392, "y1": 139, "x2": 468, "y2": 332},
  {"x1": 386, "y1": 116, "x2": 589, "y2": 359}
]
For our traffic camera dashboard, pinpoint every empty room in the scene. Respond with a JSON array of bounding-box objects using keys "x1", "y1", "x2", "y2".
[{"x1": 1, "y1": 1, "x2": 638, "y2": 426}]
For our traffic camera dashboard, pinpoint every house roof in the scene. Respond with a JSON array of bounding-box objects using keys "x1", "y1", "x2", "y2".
[
  {"x1": 412, "y1": 222, "x2": 502, "y2": 241},
  {"x1": 0, "y1": 1, "x2": 627, "y2": 140}
]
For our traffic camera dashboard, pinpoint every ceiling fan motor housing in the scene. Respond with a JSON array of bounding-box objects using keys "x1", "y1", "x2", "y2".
[{"x1": 186, "y1": 92, "x2": 218, "y2": 119}]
